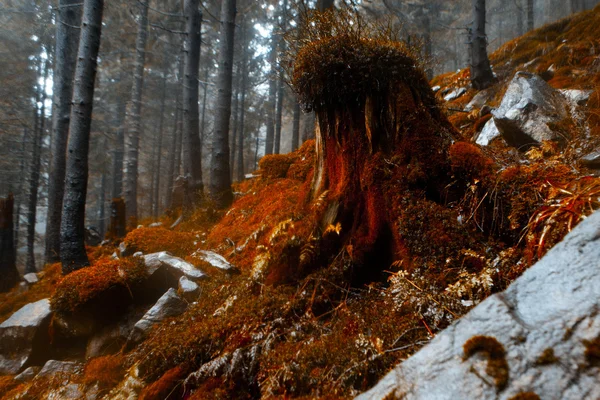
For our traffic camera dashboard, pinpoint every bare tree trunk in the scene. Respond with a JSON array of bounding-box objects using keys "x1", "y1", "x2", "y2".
[
  {"x1": 0, "y1": 195, "x2": 18, "y2": 293},
  {"x1": 107, "y1": 198, "x2": 126, "y2": 240},
  {"x1": 15, "y1": 128, "x2": 28, "y2": 249},
  {"x1": 200, "y1": 66, "x2": 209, "y2": 148},
  {"x1": 152, "y1": 59, "x2": 168, "y2": 218},
  {"x1": 470, "y1": 0, "x2": 495, "y2": 90},
  {"x1": 124, "y1": 0, "x2": 149, "y2": 229},
  {"x1": 182, "y1": 0, "x2": 203, "y2": 197},
  {"x1": 317, "y1": 0, "x2": 334, "y2": 11},
  {"x1": 527, "y1": 0, "x2": 534, "y2": 31},
  {"x1": 165, "y1": 90, "x2": 180, "y2": 210},
  {"x1": 26, "y1": 58, "x2": 49, "y2": 274},
  {"x1": 264, "y1": 42, "x2": 277, "y2": 156},
  {"x1": 236, "y1": 16, "x2": 248, "y2": 182},
  {"x1": 230, "y1": 66, "x2": 240, "y2": 178},
  {"x1": 291, "y1": 102, "x2": 300, "y2": 152},
  {"x1": 45, "y1": 0, "x2": 82, "y2": 264},
  {"x1": 60, "y1": 0, "x2": 104, "y2": 274},
  {"x1": 98, "y1": 168, "x2": 107, "y2": 237},
  {"x1": 209, "y1": 0, "x2": 236, "y2": 209},
  {"x1": 515, "y1": 0, "x2": 524, "y2": 37}
]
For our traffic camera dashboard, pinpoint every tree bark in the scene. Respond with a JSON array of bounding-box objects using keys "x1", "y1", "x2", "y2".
[
  {"x1": 182, "y1": 0, "x2": 203, "y2": 195},
  {"x1": 124, "y1": 0, "x2": 149, "y2": 229},
  {"x1": 515, "y1": 0, "x2": 524, "y2": 37},
  {"x1": 165, "y1": 89, "x2": 180, "y2": 210},
  {"x1": 470, "y1": 0, "x2": 495, "y2": 90},
  {"x1": 230, "y1": 66, "x2": 240, "y2": 177},
  {"x1": 107, "y1": 198, "x2": 126, "y2": 240},
  {"x1": 291, "y1": 102, "x2": 301, "y2": 152},
  {"x1": 152, "y1": 58, "x2": 168, "y2": 218},
  {"x1": 0, "y1": 195, "x2": 18, "y2": 293},
  {"x1": 26, "y1": 58, "x2": 49, "y2": 274},
  {"x1": 60, "y1": 0, "x2": 104, "y2": 274},
  {"x1": 208, "y1": 0, "x2": 236, "y2": 209},
  {"x1": 317, "y1": 0, "x2": 334, "y2": 11},
  {"x1": 264, "y1": 41, "x2": 277, "y2": 156},
  {"x1": 45, "y1": 0, "x2": 82, "y2": 264},
  {"x1": 236, "y1": 16, "x2": 248, "y2": 182},
  {"x1": 527, "y1": 0, "x2": 534, "y2": 31}
]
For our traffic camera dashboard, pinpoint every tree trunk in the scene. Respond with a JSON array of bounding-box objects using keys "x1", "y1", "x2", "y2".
[
  {"x1": 45, "y1": 0, "x2": 82, "y2": 264},
  {"x1": 200, "y1": 66, "x2": 209, "y2": 149},
  {"x1": 26, "y1": 58, "x2": 49, "y2": 274},
  {"x1": 182, "y1": 0, "x2": 203, "y2": 196},
  {"x1": 98, "y1": 167, "x2": 107, "y2": 237},
  {"x1": 124, "y1": 0, "x2": 149, "y2": 229},
  {"x1": 516, "y1": 0, "x2": 524, "y2": 37},
  {"x1": 236, "y1": 16, "x2": 248, "y2": 182},
  {"x1": 152, "y1": 59, "x2": 168, "y2": 218},
  {"x1": 230, "y1": 67, "x2": 240, "y2": 177},
  {"x1": 165, "y1": 90, "x2": 180, "y2": 210},
  {"x1": 265, "y1": 41, "x2": 277, "y2": 156},
  {"x1": 527, "y1": 0, "x2": 534, "y2": 31},
  {"x1": 317, "y1": 0, "x2": 334, "y2": 11},
  {"x1": 470, "y1": 0, "x2": 495, "y2": 90},
  {"x1": 291, "y1": 102, "x2": 301, "y2": 152},
  {"x1": 0, "y1": 195, "x2": 18, "y2": 293},
  {"x1": 107, "y1": 198, "x2": 126, "y2": 240},
  {"x1": 60, "y1": 0, "x2": 104, "y2": 274},
  {"x1": 208, "y1": 0, "x2": 236, "y2": 209}
]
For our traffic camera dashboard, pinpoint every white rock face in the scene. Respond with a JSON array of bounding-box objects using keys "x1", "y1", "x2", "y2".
[
  {"x1": 492, "y1": 72, "x2": 569, "y2": 149},
  {"x1": 444, "y1": 87, "x2": 467, "y2": 102},
  {"x1": 0, "y1": 299, "x2": 52, "y2": 374},
  {"x1": 357, "y1": 210, "x2": 600, "y2": 400},
  {"x1": 178, "y1": 276, "x2": 200, "y2": 301},
  {"x1": 128, "y1": 288, "x2": 187, "y2": 344},
  {"x1": 22, "y1": 273, "x2": 38, "y2": 284},
  {"x1": 144, "y1": 251, "x2": 207, "y2": 280},
  {"x1": 195, "y1": 250, "x2": 239, "y2": 273},
  {"x1": 476, "y1": 119, "x2": 501, "y2": 146},
  {"x1": 559, "y1": 89, "x2": 593, "y2": 106}
]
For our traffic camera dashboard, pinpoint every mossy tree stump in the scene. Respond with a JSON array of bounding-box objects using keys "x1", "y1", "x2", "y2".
[{"x1": 292, "y1": 34, "x2": 458, "y2": 276}]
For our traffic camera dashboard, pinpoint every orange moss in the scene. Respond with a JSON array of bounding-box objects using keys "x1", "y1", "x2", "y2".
[
  {"x1": 286, "y1": 139, "x2": 316, "y2": 181},
  {"x1": 535, "y1": 348, "x2": 558, "y2": 365},
  {"x1": 0, "y1": 375, "x2": 19, "y2": 396},
  {"x1": 122, "y1": 227, "x2": 197, "y2": 258},
  {"x1": 83, "y1": 354, "x2": 125, "y2": 391},
  {"x1": 463, "y1": 336, "x2": 509, "y2": 390},
  {"x1": 259, "y1": 154, "x2": 298, "y2": 180},
  {"x1": 0, "y1": 262, "x2": 62, "y2": 324},
  {"x1": 449, "y1": 142, "x2": 495, "y2": 182},
  {"x1": 508, "y1": 393, "x2": 541, "y2": 400},
  {"x1": 50, "y1": 256, "x2": 148, "y2": 313},
  {"x1": 583, "y1": 336, "x2": 600, "y2": 366},
  {"x1": 139, "y1": 365, "x2": 187, "y2": 400}
]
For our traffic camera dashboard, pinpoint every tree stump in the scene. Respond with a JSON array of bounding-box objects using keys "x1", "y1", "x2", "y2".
[
  {"x1": 292, "y1": 33, "x2": 458, "y2": 278},
  {"x1": 107, "y1": 198, "x2": 126, "y2": 240},
  {"x1": 0, "y1": 194, "x2": 19, "y2": 292}
]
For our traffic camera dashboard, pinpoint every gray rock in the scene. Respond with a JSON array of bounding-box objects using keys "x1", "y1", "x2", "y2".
[
  {"x1": 178, "y1": 276, "x2": 200, "y2": 302},
  {"x1": 431, "y1": 85, "x2": 441, "y2": 93},
  {"x1": 465, "y1": 88, "x2": 493, "y2": 111},
  {"x1": 149, "y1": 222, "x2": 163, "y2": 228},
  {"x1": 195, "y1": 250, "x2": 239, "y2": 273},
  {"x1": 86, "y1": 311, "x2": 143, "y2": 359},
  {"x1": 476, "y1": 119, "x2": 501, "y2": 146},
  {"x1": 133, "y1": 251, "x2": 143, "y2": 258},
  {"x1": 119, "y1": 241, "x2": 133, "y2": 257},
  {"x1": 22, "y1": 273, "x2": 38, "y2": 284},
  {"x1": 14, "y1": 366, "x2": 40, "y2": 382},
  {"x1": 357, "y1": 210, "x2": 600, "y2": 400},
  {"x1": 0, "y1": 299, "x2": 52, "y2": 374},
  {"x1": 580, "y1": 150, "x2": 600, "y2": 169},
  {"x1": 128, "y1": 288, "x2": 187, "y2": 344},
  {"x1": 36, "y1": 360, "x2": 81, "y2": 379},
  {"x1": 559, "y1": 89, "x2": 593, "y2": 106},
  {"x1": 144, "y1": 251, "x2": 207, "y2": 280},
  {"x1": 444, "y1": 87, "x2": 467, "y2": 102},
  {"x1": 53, "y1": 310, "x2": 98, "y2": 339},
  {"x1": 492, "y1": 72, "x2": 569, "y2": 149}
]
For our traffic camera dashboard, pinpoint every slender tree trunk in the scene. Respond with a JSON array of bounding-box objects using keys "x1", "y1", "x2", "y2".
[
  {"x1": 174, "y1": 104, "x2": 183, "y2": 179},
  {"x1": 165, "y1": 89, "x2": 180, "y2": 210},
  {"x1": 182, "y1": 0, "x2": 203, "y2": 197},
  {"x1": 265, "y1": 42, "x2": 277, "y2": 156},
  {"x1": 317, "y1": 0, "x2": 334, "y2": 11},
  {"x1": 515, "y1": 0, "x2": 524, "y2": 37},
  {"x1": 124, "y1": 0, "x2": 149, "y2": 229},
  {"x1": 291, "y1": 102, "x2": 300, "y2": 152},
  {"x1": 60, "y1": 0, "x2": 104, "y2": 274},
  {"x1": 152, "y1": 59, "x2": 168, "y2": 218},
  {"x1": 230, "y1": 67, "x2": 240, "y2": 178},
  {"x1": 26, "y1": 59, "x2": 49, "y2": 274},
  {"x1": 527, "y1": 0, "x2": 534, "y2": 31},
  {"x1": 200, "y1": 67, "x2": 209, "y2": 148},
  {"x1": 237, "y1": 17, "x2": 248, "y2": 182},
  {"x1": 274, "y1": 0, "x2": 288, "y2": 155},
  {"x1": 98, "y1": 164, "x2": 107, "y2": 237},
  {"x1": 0, "y1": 195, "x2": 18, "y2": 293},
  {"x1": 209, "y1": 0, "x2": 237, "y2": 209},
  {"x1": 470, "y1": 0, "x2": 495, "y2": 90},
  {"x1": 15, "y1": 128, "x2": 28, "y2": 249},
  {"x1": 45, "y1": 0, "x2": 82, "y2": 264}
]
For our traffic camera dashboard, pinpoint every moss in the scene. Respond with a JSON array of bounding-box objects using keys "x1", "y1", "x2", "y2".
[
  {"x1": 50, "y1": 256, "x2": 148, "y2": 313},
  {"x1": 0, "y1": 375, "x2": 19, "y2": 396},
  {"x1": 139, "y1": 365, "x2": 187, "y2": 400},
  {"x1": 535, "y1": 348, "x2": 558, "y2": 365},
  {"x1": 508, "y1": 393, "x2": 541, "y2": 400},
  {"x1": 583, "y1": 336, "x2": 600, "y2": 367},
  {"x1": 448, "y1": 142, "x2": 495, "y2": 182},
  {"x1": 463, "y1": 336, "x2": 509, "y2": 390},
  {"x1": 0, "y1": 262, "x2": 62, "y2": 324},
  {"x1": 259, "y1": 154, "x2": 298, "y2": 180},
  {"x1": 122, "y1": 227, "x2": 197, "y2": 258},
  {"x1": 83, "y1": 354, "x2": 125, "y2": 392}
]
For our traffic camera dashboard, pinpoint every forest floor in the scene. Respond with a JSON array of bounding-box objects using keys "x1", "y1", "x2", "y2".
[{"x1": 2, "y1": 5, "x2": 600, "y2": 400}]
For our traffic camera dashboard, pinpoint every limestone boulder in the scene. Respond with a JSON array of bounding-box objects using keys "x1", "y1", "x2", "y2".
[
  {"x1": 492, "y1": 72, "x2": 569, "y2": 149},
  {"x1": 0, "y1": 299, "x2": 52, "y2": 374},
  {"x1": 144, "y1": 251, "x2": 208, "y2": 280},
  {"x1": 178, "y1": 276, "x2": 201, "y2": 302},
  {"x1": 357, "y1": 210, "x2": 600, "y2": 400},
  {"x1": 128, "y1": 288, "x2": 187, "y2": 345}
]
